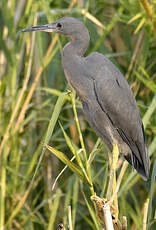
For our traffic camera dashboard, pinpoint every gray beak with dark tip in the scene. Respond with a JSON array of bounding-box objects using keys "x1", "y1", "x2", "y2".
[{"x1": 20, "y1": 23, "x2": 58, "y2": 33}]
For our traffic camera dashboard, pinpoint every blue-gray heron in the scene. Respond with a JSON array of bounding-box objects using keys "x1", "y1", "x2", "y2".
[{"x1": 21, "y1": 17, "x2": 150, "y2": 180}]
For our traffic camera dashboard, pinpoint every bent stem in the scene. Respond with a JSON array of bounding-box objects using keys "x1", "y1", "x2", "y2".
[{"x1": 70, "y1": 89, "x2": 95, "y2": 196}]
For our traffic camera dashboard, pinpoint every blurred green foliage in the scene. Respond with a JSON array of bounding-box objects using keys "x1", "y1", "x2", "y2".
[{"x1": 0, "y1": 0, "x2": 156, "y2": 229}]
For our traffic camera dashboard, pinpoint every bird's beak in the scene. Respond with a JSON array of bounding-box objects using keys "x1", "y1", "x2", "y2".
[{"x1": 20, "y1": 23, "x2": 57, "y2": 33}]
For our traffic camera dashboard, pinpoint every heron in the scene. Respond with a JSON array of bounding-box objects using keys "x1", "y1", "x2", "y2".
[{"x1": 21, "y1": 17, "x2": 150, "y2": 180}]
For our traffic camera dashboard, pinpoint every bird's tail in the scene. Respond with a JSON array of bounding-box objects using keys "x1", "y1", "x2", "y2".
[{"x1": 125, "y1": 146, "x2": 150, "y2": 181}]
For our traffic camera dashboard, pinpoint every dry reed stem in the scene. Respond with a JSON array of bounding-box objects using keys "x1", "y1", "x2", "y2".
[
  {"x1": 68, "y1": 0, "x2": 77, "y2": 9},
  {"x1": 91, "y1": 148, "x2": 128, "y2": 229},
  {"x1": 91, "y1": 195, "x2": 115, "y2": 229},
  {"x1": 143, "y1": 198, "x2": 149, "y2": 230},
  {"x1": 14, "y1": 35, "x2": 58, "y2": 132},
  {"x1": 0, "y1": 15, "x2": 37, "y2": 157},
  {"x1": 140, "y1": 0, "x2": 153, "y2": 19},
  {"x1": 7, "y1": 174, "x2": 42, "y2": 227},
  {"x1": 140, "y1": 0, "x2": 156, "y2": 36},
  {"x1": 13, "y1": 219, "x2": 24, "y2": 230},
  {"x1": 125, "y1": 30, "x2": 144, "y2": 79},
  {"x1": 106, "y1": 144, "x2": 119, "y2": 222},
  {"x1": 81, "y1": 9, "x2": 105, "y2": 29},
  {"x1": 58, "y1": 223, "x2": 66, "y2": 230},
  {"x1": 103, "y1": 203, "x2": 114, "y2": 230},
  {"x1": 68, "y1": 206, "x2": 73, "y2": 230},
  {"x1": 7, "y1": 183, "x2": 32, "y2": 226},
  {"x1": 110, "y1": 161, "x2": 128, "y2": 203},
  {"x1": 122, "y1": 216, "x2": 127, "y2": 230}
]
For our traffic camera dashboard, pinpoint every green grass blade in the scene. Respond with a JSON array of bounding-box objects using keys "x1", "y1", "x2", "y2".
[
  {"x1": 44, "y1": 93, "x2": 66, "y2": 144},
  {"x1": 83, "y1": 192, "x2": 100, "y2": 230},
  {"x1": 143, "y1": 94, "x2": 156, "y2": 128},
  {"x1": 31, "y1": 92, "x2": 66, "y2": 183},
  {"x1": 47, "y1": 189, "x2": 62, "y2": 230},
  {"x1": 72, "y1": 177, "x2": 79, "y2": 228},
  {"x1": 46, "y1": 145, "x2": 89, "y2": 184},
  {"x1": 63, "y1": 177, "x2": 73, "y2": 226},
  {"x1": 149, "y1": 136, "x2": 156, "y2": 157},
  {"x1": 147, "y1": 160, "x2": 156, "y2": 225},
  {"x1": 59, "y1": 121, "x2": 86, "y2": 173},
  {"x1": 70, "y1": 90, "x2": 94, "y2": 194},
  {"x1": 135, "y1": 71, "x2": 156, "y2": 93},
  {"x1": 70, "y1": 90, "x2": 87, "y2": 164}
]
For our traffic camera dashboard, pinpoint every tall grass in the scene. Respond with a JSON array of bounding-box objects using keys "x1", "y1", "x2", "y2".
[{"x1": 0, "y1": 0, "x2": 156, "y2": 229}]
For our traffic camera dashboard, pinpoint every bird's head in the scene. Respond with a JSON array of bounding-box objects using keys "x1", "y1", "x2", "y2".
[{"x1": 21, "y1": 17, "x2": 88, "y2": 39}]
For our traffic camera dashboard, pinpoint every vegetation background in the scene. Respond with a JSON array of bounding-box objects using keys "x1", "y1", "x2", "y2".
[{"x1": 0, "y1": 0, "x2": 156, "y2": 229}]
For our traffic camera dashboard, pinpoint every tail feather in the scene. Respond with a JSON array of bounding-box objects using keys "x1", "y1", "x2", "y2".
[{"x1": 125, "y1": 148, "x2": 150, "y2": 181}]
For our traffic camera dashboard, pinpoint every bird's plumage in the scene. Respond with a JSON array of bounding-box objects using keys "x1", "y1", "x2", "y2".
[
  {"x1": 21, "y1": 17, "x2": 150, "y2": 180},
  {"x1": 86, "y1": 53, "x2": 150, "y2": 179}
]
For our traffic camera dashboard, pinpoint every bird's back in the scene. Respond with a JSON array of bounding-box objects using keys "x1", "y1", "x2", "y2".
[{"x1": 83, "y1": 52, "x2": 150, "y2": 180}]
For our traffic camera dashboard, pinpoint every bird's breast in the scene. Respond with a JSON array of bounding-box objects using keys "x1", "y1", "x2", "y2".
[
  {"x1": 63, "y1": 66, "x2": 91, "y2": 103},
  {"x1": 63, "y1": 68, "x2": 74, "y2": 88}
]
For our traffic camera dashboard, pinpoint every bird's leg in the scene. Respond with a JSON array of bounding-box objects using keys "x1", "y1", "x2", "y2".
[{"x1": 106, "y1": 144, "x2": 119, "y2": 222}]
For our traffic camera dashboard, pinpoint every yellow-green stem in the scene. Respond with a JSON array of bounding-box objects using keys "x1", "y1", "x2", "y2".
[{"x1": 70, "y1": 90, "x2": 95, "y2": 195}]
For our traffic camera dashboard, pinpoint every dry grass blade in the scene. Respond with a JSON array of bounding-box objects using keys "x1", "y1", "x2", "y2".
[
  {"x1": 103, "y1": 203, "x2": 114, "y2": 230},
  {"x1": 128, "y1": 13, "x2": 142, "y2": 24},
  {"x1": 134, "y1": 18, "x2": 146, "y2": 34},
  {"x1": 140, "y1": 0, "x2": 153, "y2": 19},
  {"x1": 110, "y1": 161, "x2": 128, "y2": 203},
  {"x1": 6, "y1": 184, "x2": 32, "y2": 226},
  {"x1": 122, "y1": 216, "x2": 127, "y2": 230},
  {"x1": 0, "y1": 15, "x2": 37, "y2": 157},
  {"x1": 81, "y1": 9, "x2": 105, "y2": 29},
  {"x1": 143, "y1": 198, "x2": 149, "y2": 230},
  {"x1": 14, "y1": 35, "x2": 58, "y2": 132},
  {"x1": 107, "y1": 145, "x2": 119, "y2": 200},
  {"x1": 125, "y1": 30, "x2": 144, "y2": 79},
  {"x1": 140, "y1": 0, "x2": 156, "y2": 36},
  {"x1": 68, "y1": 206, "x2": 73, "y2": 230}
]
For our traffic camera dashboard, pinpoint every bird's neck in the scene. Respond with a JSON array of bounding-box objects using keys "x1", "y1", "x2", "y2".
[
  {"x1": 61, "y1": 29, "x2": 90, "y2": 89},
  {"x1": 62, "y1": 30, "x2": 90, "y2": 57}
]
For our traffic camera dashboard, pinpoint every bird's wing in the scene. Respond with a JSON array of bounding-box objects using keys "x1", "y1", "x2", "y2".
[
  {"x1": 93, "y1": 61, "x2": 150, "y2": 179},
  {"x1": 94, "y1": 64, "x2": 142, "y2": 140}
]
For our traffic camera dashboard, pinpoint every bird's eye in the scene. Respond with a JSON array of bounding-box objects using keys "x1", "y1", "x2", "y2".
[{"x1": 56, "y1": 23, "x2": 62, "y2": 29}]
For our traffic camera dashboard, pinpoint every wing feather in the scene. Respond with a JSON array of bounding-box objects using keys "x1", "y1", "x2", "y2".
[{"x1": 93, "y1": 61, "x2": 150, "y2": 179}]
